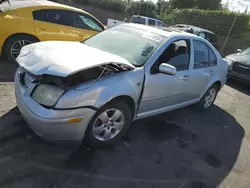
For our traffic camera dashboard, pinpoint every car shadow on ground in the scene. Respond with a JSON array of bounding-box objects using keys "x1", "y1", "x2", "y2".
[
  {"x1": 0, "y1": 58, "x2": 18, "y2": 82},
  {"x1": 226, "y1": 79, "x2": 250, "y2": 96},
  {"x1": 0, "y1": 105, "x2": 245, "y2": 188}
]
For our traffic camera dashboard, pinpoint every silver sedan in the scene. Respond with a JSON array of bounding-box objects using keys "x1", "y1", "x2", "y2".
[{"x1": 15, "y1": 24, "x2": 228, "y2": 146}]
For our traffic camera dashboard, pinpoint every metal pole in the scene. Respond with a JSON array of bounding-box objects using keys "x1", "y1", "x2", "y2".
[
  {"x1": 137, "y1": 1, "x2": 142, "y2": 15},
  {"x1": 221, "y1": 13, "x2": 238, "y2": 54}
]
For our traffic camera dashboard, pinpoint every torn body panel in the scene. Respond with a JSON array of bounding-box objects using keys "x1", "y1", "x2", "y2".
[
  {"x1": 17, "y1": 65, "x2": 144, "y2": 112},
  {"x1": 19, "y1": 63, "x2": 131, "y2": 90},
  {"x1": 55, "y1": 67, "x2": 145, "y2": 110}
]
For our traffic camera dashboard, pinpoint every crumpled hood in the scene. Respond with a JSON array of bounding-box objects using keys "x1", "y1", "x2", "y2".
[
  {"x1": 16, "y1": 41, "x2": 135, "y2": 77},
  {"x1": 226, "y1": 53, "x2": 250, "y2": 64}
]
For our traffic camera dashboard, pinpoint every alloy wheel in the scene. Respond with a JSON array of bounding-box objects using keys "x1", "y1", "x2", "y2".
[
  {"x1": 10, "y1": 40, "x2": 32, "y2": 59},
  {"x1": 92, "y1": 108, "x2": 125, "y2": 141},
  {"x1": 204, "y1": 88, "x2": 217, "y2": 108}
]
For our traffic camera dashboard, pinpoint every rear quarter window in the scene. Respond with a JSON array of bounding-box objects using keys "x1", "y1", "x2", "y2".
[{"x1": 206, "y1": 33, "x2": 217, "y2": 43}]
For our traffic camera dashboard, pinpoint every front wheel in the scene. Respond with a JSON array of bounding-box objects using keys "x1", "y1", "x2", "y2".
[
  {"x1": 85, "y1": 100, "x2": 132, "y2": 147},
  {"x1": 197, "y1": 85, "x2": 219, "y2": 110}
]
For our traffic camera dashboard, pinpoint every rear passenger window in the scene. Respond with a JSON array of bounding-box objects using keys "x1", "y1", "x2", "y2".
[
  {"x1": 148, "y1": 19, "x2": 156, "y2": 26},
  {"x1": 33, "y1": 9, "x2": 75, "y2": 27},
  {"x1": 194, "y1": 40, "x2": 217, "y2": 69},
  {"x1": 207, "y1": 33, "x2": 217, "y2": 43}
]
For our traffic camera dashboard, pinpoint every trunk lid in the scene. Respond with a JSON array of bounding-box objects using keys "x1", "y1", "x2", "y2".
[{"x1": 16, "y1": 41, "x2": 135, "y2": 77}]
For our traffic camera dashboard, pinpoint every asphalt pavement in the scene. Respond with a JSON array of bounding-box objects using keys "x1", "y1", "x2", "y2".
[{"x1": 0, "y1": 60, "x2": 250, "y2": 188}]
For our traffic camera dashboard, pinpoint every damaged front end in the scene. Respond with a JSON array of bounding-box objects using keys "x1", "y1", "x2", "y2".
[
  {"x1": 42, "y1": 63, "x2": 131, "y2": 89},
  {"x1": 16, "y1": 41, "x2": 136, "y2": 109},
  {"x1": 17, "y1": 63, "x2": 132, "y2": 108}
]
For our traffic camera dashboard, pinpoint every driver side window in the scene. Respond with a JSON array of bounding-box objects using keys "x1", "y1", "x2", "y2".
[{"x1": 155, "y1": 39, "x2": 191, "y2": 72}]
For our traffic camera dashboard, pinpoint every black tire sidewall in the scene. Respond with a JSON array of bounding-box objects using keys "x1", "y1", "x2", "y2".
[
  {"x1": 85, "y1": 100, "x2": 132, "y2": 147},
  {"x1": 3, "y1": 35, "x2": 38, "y2": 63}
]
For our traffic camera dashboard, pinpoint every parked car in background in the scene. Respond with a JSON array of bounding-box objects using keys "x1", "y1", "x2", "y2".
[
  {"x1": 170, "y1": 24, "x2": 219, "y2": 50},
  {"x1": 130, "y1": 15, "x2": 166, "y2": 28},
  {"x1": 15, "y1": 24, "x2": 228, "y2": 146},
  {"x1": 0, "y1": 0, "x2": 104, "y2": 62},
  {"x1": 225, "y1": 47, "x2": 250, "y2": 82},
  {"x1": 107, "y1": 18, "x2": 125, "y2": 28}
]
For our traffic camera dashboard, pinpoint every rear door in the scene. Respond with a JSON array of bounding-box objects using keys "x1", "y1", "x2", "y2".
[
  {"x1": 32, "y1": 9, "x2": 78, "y2": 41},
  {"x1": 190, "y1": 40, "x2": 218, "y2": 96},
  {"x1": 74, "y1": 12, "x2": 104, "y2": 41}
]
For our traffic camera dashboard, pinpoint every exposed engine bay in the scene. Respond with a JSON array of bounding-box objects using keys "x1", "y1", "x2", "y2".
[{"x1": 22, "y1": 63, "x2": 132, "y2": 90}]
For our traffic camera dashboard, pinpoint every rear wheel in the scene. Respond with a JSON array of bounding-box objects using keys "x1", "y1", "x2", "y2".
[
  {"x1": 196, "y1": 84, "x2": 219, "y2": 110},
  {"x1": 3, "y1": 35, "x2": 39, "y2": 63},
  {"x1": 85, "y1": 100, "x2": 132, "y2": 147}
]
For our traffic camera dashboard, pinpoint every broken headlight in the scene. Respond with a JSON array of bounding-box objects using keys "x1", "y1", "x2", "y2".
[{"x1": 32, "y1": 84, "x2": 64, "y2": 107}]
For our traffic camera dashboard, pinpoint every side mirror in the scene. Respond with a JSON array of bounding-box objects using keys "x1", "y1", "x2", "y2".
[
  {"x1": 159, "y1": 63, "x2": 176, "y2": 75},
  {"x1": 237, "y1": 49, "x2": 242, "y2": 53}
]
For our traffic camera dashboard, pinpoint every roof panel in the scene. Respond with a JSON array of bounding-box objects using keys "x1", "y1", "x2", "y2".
[
  {"x1": 122, "y1": 23, "x2": 197, "y2": 38},
  {"x1": 0, "y1": 0, "x2": 83, "y2": 12}
]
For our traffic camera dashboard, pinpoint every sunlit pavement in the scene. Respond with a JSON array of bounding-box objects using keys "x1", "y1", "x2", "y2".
[{"x1": 0, "y1": 59, "x2": 250, "y2": 188}]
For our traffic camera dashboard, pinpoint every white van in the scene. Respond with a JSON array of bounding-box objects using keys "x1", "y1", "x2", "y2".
[{"x1": 129, "y1": 15, "x2": 166, "y2": 27}]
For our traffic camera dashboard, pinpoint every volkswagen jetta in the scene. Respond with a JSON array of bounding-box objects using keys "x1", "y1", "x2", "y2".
[{"x1": 15, "y1": 24, "x2": 228, "y2": 146}]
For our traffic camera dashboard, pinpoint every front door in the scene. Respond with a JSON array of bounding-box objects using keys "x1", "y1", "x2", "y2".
[
  {"x1": 138, "y1": 39, "x2": 195, "y2": 117},
  {"x1": 74, "y1": 12, "x2": 104, "y2": 41},
  {"x1": 33, "y1": 9, "x2": 78, "y2": 41}
]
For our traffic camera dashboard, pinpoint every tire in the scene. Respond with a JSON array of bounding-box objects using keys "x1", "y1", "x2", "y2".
[
  {"x1": 3, "y1": 35, "x2": 39, "y2": 63},
  {"x1": 196, "y1": 84, "x2": 219, "y2": 110},
  {"x1": 85, "y1": 100, "x2": 132, "y2": 147}
]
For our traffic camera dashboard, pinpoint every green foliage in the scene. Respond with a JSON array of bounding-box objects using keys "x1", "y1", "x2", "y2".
[
  {"x1": 71, "y1": 0, "x2": 157, "y2": 16},
  {"x1": 90, "y1": 0, "x2": 127, "y2": 13},
  {"x1": 156, "y1": 0, "x2": 171, "y2": 16},
  {"x1": 128, "y1": 1, "x2": 157, "y2": 18},
  {"x1": 169, "y1": 0, "x2": 221, "y2": 10},
  {"x1": 73, "y1": 0, "x2": 89, "y2": 5},
  {"x1": 163, "y1": 9, "x2": 250, "y2": 38},
  {"x1": 196, "y1": 0, "x2": 221, "y2": 10},
  {"x1": 169, "y1": 0, "x2": 196, "y2": 9}
]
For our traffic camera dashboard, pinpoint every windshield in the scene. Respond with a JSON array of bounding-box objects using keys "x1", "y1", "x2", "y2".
[
  {"x1": 83, "y1": 25, "x2": 166, "y2": 66},
  {"x1": 241, "y1": 47, "x2": 250, "y2": 56}
]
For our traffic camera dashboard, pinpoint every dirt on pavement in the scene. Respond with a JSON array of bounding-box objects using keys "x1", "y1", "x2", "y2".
[{"x1": 0, "y1": 61, "x2": 250, "y2": 188}]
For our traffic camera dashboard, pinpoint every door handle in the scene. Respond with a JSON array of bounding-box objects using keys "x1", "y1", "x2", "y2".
[
  {"x1": 180, "y1": 75, "x2": 189, "y2": 81},
  {"x1": 206, "y1": 71, "x2": 214, "y2": 76},
  {"x1": 38, "y1": 28, "x2": 47, "y2": 31}
]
